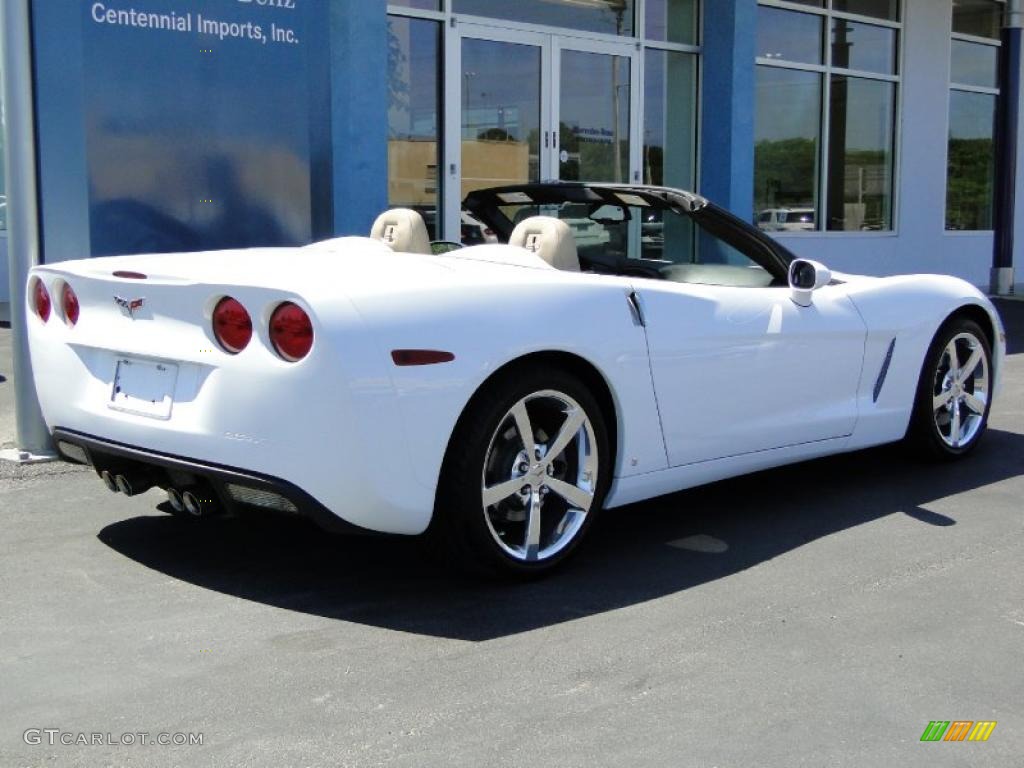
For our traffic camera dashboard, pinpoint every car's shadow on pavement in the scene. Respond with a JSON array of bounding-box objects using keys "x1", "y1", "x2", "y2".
[{"x1": 96, "y1": 428, "x2": 1024, "y2": 641}]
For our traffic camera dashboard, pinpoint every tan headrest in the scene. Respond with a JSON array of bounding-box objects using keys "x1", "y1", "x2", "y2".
[
  {"x1": 509, "y1": 216, "x2": 580, "y2": 272},
  {"x1": 370, "y1": 208, "x2": 432, "y2": 255}
]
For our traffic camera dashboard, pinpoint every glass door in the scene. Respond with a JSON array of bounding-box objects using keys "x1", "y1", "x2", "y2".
[
  {"x1": 446, "y1": 25, "x2": 551, "y2": 243},
  {"x1": 445, "y1": 25, "x2": 639, "y2": 241},
  {"x1": 553, "y1": 40, "x2": 638, "y2": 185}
]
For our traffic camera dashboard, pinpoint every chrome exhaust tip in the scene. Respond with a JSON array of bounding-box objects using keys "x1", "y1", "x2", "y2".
[
  {"x1": 113, "y1": 473, "x2": 154, "y2": 498},
  {"x1": 181, "y1": 487, "x2": 218, "y2": 518},
  {"x1": 100, "y1": 470, "x2": 119, "y2": 493},
  {"x1": 167, "y1": 488, "x2": 185, "y2": 513}
]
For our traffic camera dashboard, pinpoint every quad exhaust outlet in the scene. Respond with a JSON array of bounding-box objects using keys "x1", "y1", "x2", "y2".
[{"x1": 99, "y1": 469, "x2": 153, "y2": 497}]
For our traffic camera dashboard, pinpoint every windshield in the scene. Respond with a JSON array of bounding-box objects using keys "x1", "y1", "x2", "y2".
[{"x1": 497, "y1": 201, "x2": 755, "y2": 269}]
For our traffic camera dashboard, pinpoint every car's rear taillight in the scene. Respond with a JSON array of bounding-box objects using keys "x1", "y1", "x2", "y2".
[
  {"x1": 33, "y1": 279, "x2": 51, "y2": 322},
  {"x1": 212, "y1": 297, "x2": 252, "y2": 354},
  {"x1": 269, "y1": 302, "x2": 313, "y2": 362},
  {"x1": 62, "y1": 284, "x2": 80, "y2": 327}
]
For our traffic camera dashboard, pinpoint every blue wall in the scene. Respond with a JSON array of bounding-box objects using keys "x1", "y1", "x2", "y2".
[
  {"x1": 700, "y1": 0, "x2": 756, "y2": 222},
  {"x1": 31, "y1": 0, "x2": 388, "y2": 263}
]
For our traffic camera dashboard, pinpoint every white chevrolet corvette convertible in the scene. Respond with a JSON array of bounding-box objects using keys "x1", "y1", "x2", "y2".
[{"x1": 27, "y1": 183, "x2": 1006, "y2": 576}]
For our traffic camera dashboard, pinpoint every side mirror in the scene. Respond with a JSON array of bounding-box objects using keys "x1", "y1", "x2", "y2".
[{"x1": 788, "y1": 259, "x2": 832, "y2": 307}]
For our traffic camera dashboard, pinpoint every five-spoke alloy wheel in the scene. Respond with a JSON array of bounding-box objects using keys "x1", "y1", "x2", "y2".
[
  {"x1": 909, "y1": 317, "x2": 993, "y2": 458},
  {"x1": 430, "y1": 367, "x2": 610, "y2": 577},
  {"x1": 481, "y1": 390, "x2": 599, "y2": 563}
]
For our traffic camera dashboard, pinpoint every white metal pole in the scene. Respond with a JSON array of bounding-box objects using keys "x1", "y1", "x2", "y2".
[{"x1": 1, "y1": 0, "x2": 56, "y2": 461}]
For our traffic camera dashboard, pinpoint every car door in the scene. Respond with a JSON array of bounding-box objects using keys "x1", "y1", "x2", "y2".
[{"x1": 635, "y1": 208, "x2": 867, "y2": 468}]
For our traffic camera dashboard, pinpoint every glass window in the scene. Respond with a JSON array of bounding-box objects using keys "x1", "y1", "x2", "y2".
[
  {"x1": 831, "y1": 19, "x2": 897, "y2": 74},
  {"x1": 453, "y1": 0, "x2": 635, "y2": 37},
  {"x1": 754, "y1": 1, "x2": 900, "y2": 232},
  {"x1": 952, "y1": 0, "x2": 1004, "y2": 40},
  {"x1": 388, "y1": 0, "x2": 441, "y2": 10},
  {"x1": 643, "y1": 49, "x2": 697, "y2": 190},
  {"x1": 0, "y1": 85, "x2": 6, "y2": 232},
  {"x1": 826, "y1": 76, "x2": 895, "y2": 231},
  {"x1": 560, "y1": 50, "x2": 631, "y2": 184},
  {"x1": 951, "y1": 39, "x2": 999, "y2": 88},
  {"x1": 757, "y1": 7, "x2": 823, "y2": 65},
  {"x1": 946, "y1": 91, "x2": 997, "y2": 231},
  {"x1": 461, "y1": 38, "x2": 542, "y2": 201},
  {"x1": 946, "y1": 2, "x2": 1000, "y2": 230},
  {"x1": 645, "y1": 0, "x2": 697, "y2": 45},
  {"x1": 754, "y1": 67, "x2": 822, "y2": 222},
  {"x1": 832, "y1": 0, "x2": 899, "y2": 21},
  {"x1": 387, "y1": 16, "x2": 442, "y2": 239},
  {"x1": 0, "y1": 55, "x2": 6, "y2": 232}
]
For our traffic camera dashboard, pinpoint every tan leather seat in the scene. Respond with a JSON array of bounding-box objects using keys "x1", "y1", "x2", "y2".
[
  {"x1": 509, "y1": 216, "x2": 580, "y2": 272},
  {"x1": 370, "y1": 209, "x2": 432, "y2": 255}
]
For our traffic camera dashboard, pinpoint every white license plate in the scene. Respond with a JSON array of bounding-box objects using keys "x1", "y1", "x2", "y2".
[{"x1": 109, "y1": 358, "x2": 178, "y2": 420}]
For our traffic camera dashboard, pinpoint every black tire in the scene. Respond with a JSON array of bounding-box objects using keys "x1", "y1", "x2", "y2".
[
  {"x1": 427, "y1": 366, "x2": 612, "y2": 579},
  {"x1": 906, "y1": 316, "x2": 993, "y2": 460}
]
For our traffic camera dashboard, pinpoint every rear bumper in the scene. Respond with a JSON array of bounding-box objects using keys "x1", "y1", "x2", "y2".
[{"x1": 53, "y1": 428, "x2": 376, "y2": 535}]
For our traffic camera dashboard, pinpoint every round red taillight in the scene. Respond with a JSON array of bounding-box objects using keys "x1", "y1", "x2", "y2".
[
  {"x1": 212, "y1": 297, "x2": 252, "y2": 354},
  {"x1": 269, "y1": 302, "x2": 314, "y2": 362},
  {"x1": 62, "y1": 284, "x2": 80, "y2": 327},
  {"x1": 33, "y1": 279, "x2": 51, "y2": 322}
]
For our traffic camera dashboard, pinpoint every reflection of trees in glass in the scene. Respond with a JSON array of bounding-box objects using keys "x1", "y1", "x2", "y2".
[
  {"x1": 754, "y1": 138, "x2": 817, "y2": 210},
  {"x1": 557, "y1": 122, "x2": 629, "y2": 183},
  {"x1": 946, "y1": 138, "x2": 994, "y2": 230}
]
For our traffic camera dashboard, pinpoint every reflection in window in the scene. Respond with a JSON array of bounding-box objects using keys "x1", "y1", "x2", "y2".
[
  {"x1": 0, "y1": 62, "x2": 5, "y2": 233},
  {"x1": 754, "y1": 68, "x2": 821, "y2": 226},
  {"x1": 832, "y1": 0, "x2": 899, "y2": 21},
  {"x1": 951, "y1": 39, "x2": 999, "y2": 88},
  {"x1": 754, "y1": 1, "x2": 900, "y2": 232},
  {"x1": 826, "y1": 76, "x2": 895, "y2": 231},
  {"x1": 645, "y1": 0, "x2": 697, "y2": 45},
  {"x1": 831, "y1": 19, "x2": 897, "y2": 74},
  {"x1": 643, "y1": 50, "x2": 697, "y2": 190},
  {"x1": 388, "y1": 0, "x2": 441, "y2": 10},
  {"x1": 560, "y1": 50, "x2": 631, "y2": 184},
  {"x1": 757, "y1": 6, "x2": 823, "y2": 65},
  {"x1": 387, "y1": 16, "x2": 441, "y2": 239},
  {"x1": 461, "y1": 38, "x2": 541, "y2": 200},
  {"x1": 952, "y1": 0, "x2": 1004, "y2": 40},
  {"x1": 946, "y1": 91, "x2": 996, "y2": 231},
  {"x1": 453, "y1": 0, "x2": 635, "y2": 36},
  {"x1": 946, "y1": 1, "x2": 1001, "y2": 231}
]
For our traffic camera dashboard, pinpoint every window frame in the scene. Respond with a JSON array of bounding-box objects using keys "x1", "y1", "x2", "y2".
[
  {"x1": 945, "y1": 0, "x2": 1005, "y2": 233},
  {"x1": 755, "y1": 0, "x2": 904, "y2": 235}
]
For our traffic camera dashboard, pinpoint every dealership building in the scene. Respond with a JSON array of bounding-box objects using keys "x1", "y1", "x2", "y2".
[{"x1": 0, "y1": 0, "x2": 1021, "y2": 451}]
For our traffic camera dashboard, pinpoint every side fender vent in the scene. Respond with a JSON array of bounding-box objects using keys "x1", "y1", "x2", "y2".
[{"x1": 873, "y1": 338, "x2": 897, "y2": 403}]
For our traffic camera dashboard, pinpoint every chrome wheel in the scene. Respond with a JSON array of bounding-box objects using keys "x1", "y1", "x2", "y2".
[
  {"x1": 480, "y1": 390, "x2": 598, "y2": 563},
  {"x1": 931, "y1": 331, "x2": 990, "y2": 449}
]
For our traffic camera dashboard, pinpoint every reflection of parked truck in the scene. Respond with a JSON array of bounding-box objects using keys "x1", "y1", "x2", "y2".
[{"x1": 757, "y1": 208, "x2": 815, "y2": 232}]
